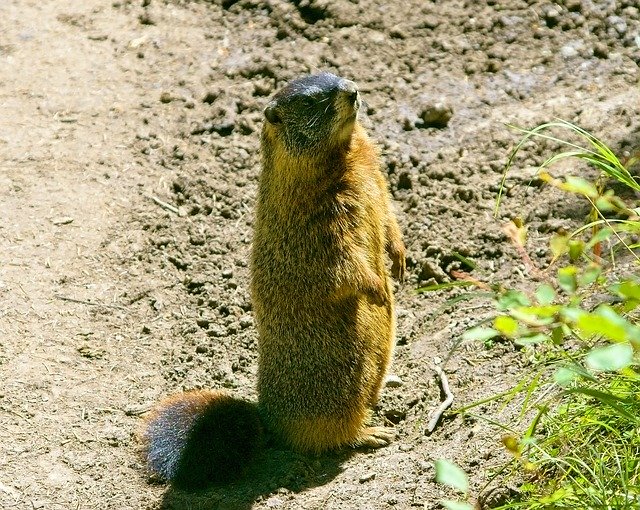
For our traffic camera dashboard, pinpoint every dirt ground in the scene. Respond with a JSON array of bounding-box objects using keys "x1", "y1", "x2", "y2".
[{"x1": 1, "y1": 0, "x2": 638, "y2": 508}]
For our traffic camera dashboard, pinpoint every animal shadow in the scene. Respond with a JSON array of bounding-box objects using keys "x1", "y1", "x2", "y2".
[{"x1": 159, "y1": 446, "x2": 352, "y2": 510}]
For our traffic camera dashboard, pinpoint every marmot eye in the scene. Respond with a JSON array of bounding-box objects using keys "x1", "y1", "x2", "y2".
[{"x1": 264, "y1": 105, "x2": 282, "y2": 124}]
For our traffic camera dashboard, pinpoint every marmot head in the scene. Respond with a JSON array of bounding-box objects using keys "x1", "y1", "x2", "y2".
[{"x1": 262, "y1": 72, "x2": 361, "y2": 156}]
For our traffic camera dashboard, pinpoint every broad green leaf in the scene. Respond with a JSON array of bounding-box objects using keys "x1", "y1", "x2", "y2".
[
  {"x1": 497, "y1": 290, "x2": 531, "y2": 310},
  {"x1": 535, "y1": 284, "x2": 555, "y2": 305},
  {"x1": 441, "y1": 501, "x2": 474, "y2": 510},
  {"x1": 554, "y1": 366, "x2": 578, "y2": 386},
  {"x1": 560, "y1": 306, "x2": 585, "y2": 323},
  {"x1": 567, "y1": 239, "x2": 584, "y2": 262},
  {"x1": 597, "y1": 304, "x2": 635, "y2": 329},
  {"x1": 514, "y1": 333, "x2": 551, "y2": 345},
  {"x1": 611, "y1": 280, "x2": 640, "y2": 300},
  {"x1": 575, "y1": 312, "x2": 627, "y2": 342},
  {"x1": 510, "y1": 308, "x2": 555, "y2": 326},
  {"x1": 494, "y1": 315, "x2": 518, "y2": 337},
  {"x1": 550, "y1": 233, "x2": 569, "y2": 259},
  {"x1": 550, "y1": 325, "x2": 567, "y2": 345},
  {"x1": 517, "y1": 305, "x2": 562, "y2": 318},
  {"x1": 462, "y1": 327, "x2": 498, "y2": 342},
  {"x1": 539, "y1": 487, "x2": 572, "y2": 504},
  {"x1": 435, "y1": 459, "x2": 469, "y2": 493},
  {"x1": 578, "y1": 264, "x2": 601, "y2": 287},
  {"x1": 585, "y1": 343, "x2": 633, "y2": 371},
  {"x1": 558, "y1": 266, "x2": 578, "y2": 294},
  {"x1": 560, "y1": 176, "x2": 599, "y2": 198}
]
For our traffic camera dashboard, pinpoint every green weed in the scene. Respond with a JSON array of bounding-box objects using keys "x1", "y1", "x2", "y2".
[{"x1": 432, "y1": 120, "x2": 640, "y2": 509}]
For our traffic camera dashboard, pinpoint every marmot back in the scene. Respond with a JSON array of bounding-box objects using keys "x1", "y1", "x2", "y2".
[{"x1": 252, "y1": 72, "x2": 406, "y2": 453}]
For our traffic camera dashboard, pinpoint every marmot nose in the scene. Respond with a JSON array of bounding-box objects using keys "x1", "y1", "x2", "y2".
[{"x1": 338, "y1": 79, "x2": 359, "y2": 102}]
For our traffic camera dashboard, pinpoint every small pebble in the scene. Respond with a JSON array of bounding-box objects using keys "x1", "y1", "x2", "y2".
[
  {"x1": 560, "y1": 44, "x2": 578, "y2": 59},
  {"x1": 359, "y1": 472, "x2": 376, "y2": 483},
  {"x1": 419, "y1": 103, "x2": 453, "y2": 128},
  {"x1": 385, "y1": 374, "x2": 404, "y2": 388},
  {"x1": 593, "y1": 42, "x2": 609, "y2": 59},
  {"x1": 239, "y1": 315, "x2": 253, "y2": 329},
  {"x1": 52, "y1": 216, "x2": 74, "y2": 226},
  {"x1": 265, "y1": 497, "x2": 283, "y2": 508}
]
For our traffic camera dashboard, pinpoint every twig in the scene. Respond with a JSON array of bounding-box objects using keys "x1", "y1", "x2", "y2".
[
  {"x1": 426, "y1": 365, "x2": 454, "y2": 434},
  {"x1": 125, "y1": 404, "x2": 153, "y2": 416},
  {"x1": 145, "y1": 193, "x2": 184, "y2": 216},
  {"x1": 126, "y1": 288, "x2": 152, "y2": 305},
  {"x1": 1, "y1": 406, "x2": 30, "y2": 423},
  {"x1": 54, "y1": 294, "x2": 126, "y2": 311}
]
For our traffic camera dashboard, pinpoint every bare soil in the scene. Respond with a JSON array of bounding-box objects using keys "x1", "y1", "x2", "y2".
[{"x1": 1, "y1": 0, "x2": 638, "y2": 509}]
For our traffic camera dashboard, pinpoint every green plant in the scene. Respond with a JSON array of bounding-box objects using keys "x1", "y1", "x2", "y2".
[
  {"x1": 435, "y1": 459, "x2": 475, "y2": 510},
  {"x1": 433, "y1": 120, "x2": 640, "y2": 509}
]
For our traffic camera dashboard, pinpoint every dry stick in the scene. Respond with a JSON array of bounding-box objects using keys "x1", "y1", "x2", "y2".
[
  {"x1": 145, "y1": 193, "x2": 184, "y2": 216},
  {"x1": 125, "y1": 404, "x2": 153, "y2": 416},
  {"x1": 54, "y1": 294, "x2": 126, "y2": 311},
  {"x1": 426, "y1": 365, "x2": 454, "y2": 434}
]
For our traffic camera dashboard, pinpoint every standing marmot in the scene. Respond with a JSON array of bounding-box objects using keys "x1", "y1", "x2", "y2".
[{"x1": 143, "y1": 72, "x2": 406, "y2": 491}]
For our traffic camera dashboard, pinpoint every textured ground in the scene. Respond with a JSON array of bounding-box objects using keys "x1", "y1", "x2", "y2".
[{"x1": 1, "y1": 0, "x2": 638, "y2": 508}]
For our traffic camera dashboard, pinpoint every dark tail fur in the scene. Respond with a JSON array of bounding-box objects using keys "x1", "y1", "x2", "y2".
[{"x1": 142, "y1": 390, "x2": 264, "y2": 491}]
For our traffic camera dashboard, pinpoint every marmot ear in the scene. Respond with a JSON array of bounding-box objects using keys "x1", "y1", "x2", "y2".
[{"x1": 264, "y1": 103, "x2": 282, "y2": 125}]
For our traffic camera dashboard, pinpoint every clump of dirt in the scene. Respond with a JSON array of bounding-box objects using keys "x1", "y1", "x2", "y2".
[{"x1": 1, "y1": 0, "x2": 638, "y2": 508}]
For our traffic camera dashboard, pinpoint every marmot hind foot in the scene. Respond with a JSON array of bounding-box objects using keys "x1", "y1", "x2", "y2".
[{"x1": 353, "y1": 426, "x2": 395, "y2": 449}]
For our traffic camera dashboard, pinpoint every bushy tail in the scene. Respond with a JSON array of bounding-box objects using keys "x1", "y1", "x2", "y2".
[{"x1": 142, "y1": 390, "x2": 264, "y2": 491}]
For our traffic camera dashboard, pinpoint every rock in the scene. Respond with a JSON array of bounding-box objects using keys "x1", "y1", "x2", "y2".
[
  {"x1": 593, "y1": 42, "x2": 609, "y2": 59},
  {"x1": 560, "y1": 43, "x2": 579, "y2": 59},
  {"x1": 541, "y1": 4, "x2": 561, "y2": 27},
  {"x1": 419, "y1": 102, "x2": 453, "y2": 128},
  {"x1": 51, "y1": 216, "x2": 74, "y2": 226},
  {"x1": 239, "y1": 315, "x2": 253, "y2": 329},
  {"x1": 606, "y1": 16, "x2": 627, "y2": 36},
  {"x1": 389, "y1": 25, "x2": 408, "y2": 39},
  {"x1": 385, "y1": 374, "x2": 404, "y2": 388},
  {"x1": 420, "y1": 15, "x2": 440, "y2": 29},
  {"x1": 359, "y1": 472, "x2": 376, "y2": 483},
  {"x1": 265, "y1": 496, "x2": 283, "y2": 508},
  {"x1": 196, "y1": 318, "x2": 210, "y2": 328}
]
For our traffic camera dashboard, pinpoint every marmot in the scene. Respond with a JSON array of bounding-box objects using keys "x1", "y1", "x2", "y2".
[{"x1": 143, "y1": 72, "x2": 406, "y2": 491}]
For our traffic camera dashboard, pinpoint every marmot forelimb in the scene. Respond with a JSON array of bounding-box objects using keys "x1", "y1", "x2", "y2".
[{"x1": 142, "y1": 72, "x2": 406, "y2": 491}]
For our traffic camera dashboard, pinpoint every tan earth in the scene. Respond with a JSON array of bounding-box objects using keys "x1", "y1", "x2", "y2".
[{"x1": 1, "y1": 0, "x2": 638, "y2": 509}]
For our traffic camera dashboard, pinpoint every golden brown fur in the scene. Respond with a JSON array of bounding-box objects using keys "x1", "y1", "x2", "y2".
[
  {"x1": 141, "y1": 73, "x2": 405, "y2": 489},
  {"x1": 252, "y1": 74, "x2": 405, "y2": 453}
]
